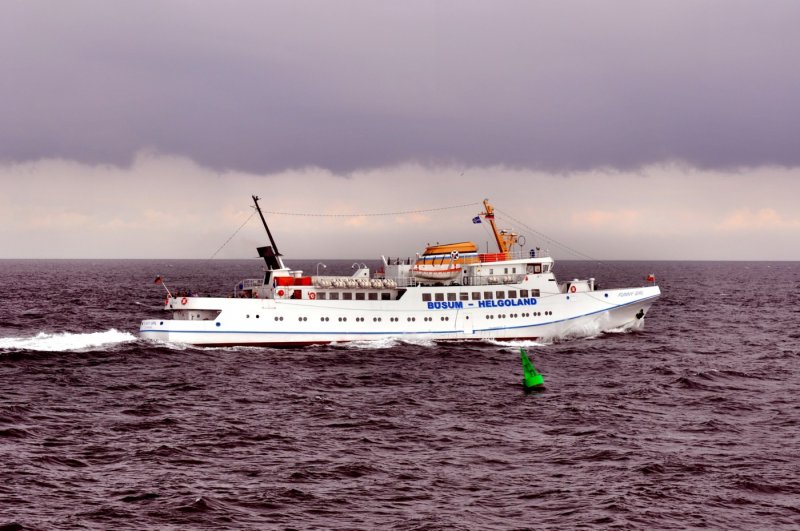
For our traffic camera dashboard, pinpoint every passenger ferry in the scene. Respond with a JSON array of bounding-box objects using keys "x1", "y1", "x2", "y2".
[{"x1": 139, "y1": 197, "x2": 660, "y2": 346}]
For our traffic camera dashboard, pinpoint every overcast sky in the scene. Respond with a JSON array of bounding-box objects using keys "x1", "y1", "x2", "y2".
[{"x1": 1, "y1": 1, "x2": 799, "y2": 260}]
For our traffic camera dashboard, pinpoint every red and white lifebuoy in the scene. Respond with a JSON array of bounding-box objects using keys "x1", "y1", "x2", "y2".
[
  {"x1": 181, "y1": 297, "x2": 188, "y2": 305},
  {"x1": 277, "y1": 289, "x2": 285, "y2": 297},
  {"x1": 569, "y1": 285, "x2": 577, "y2": 294},
  {"x1": 309, "y1": 292, "x2": 316, "y2": 300}
]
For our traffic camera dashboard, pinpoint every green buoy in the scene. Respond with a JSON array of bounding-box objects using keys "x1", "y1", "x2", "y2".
[{"x1": 520, "y1": 348, "x2": 545, "y2": 389}]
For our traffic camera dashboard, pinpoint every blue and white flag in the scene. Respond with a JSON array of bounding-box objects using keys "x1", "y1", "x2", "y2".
[{"x1": 472, "y1": 216, "x2": 481, "y2": 224}]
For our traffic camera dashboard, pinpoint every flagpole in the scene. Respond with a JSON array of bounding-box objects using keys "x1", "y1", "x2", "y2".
[{"x1": 154, "y1": 276, "x2": 173, "y2": 298}]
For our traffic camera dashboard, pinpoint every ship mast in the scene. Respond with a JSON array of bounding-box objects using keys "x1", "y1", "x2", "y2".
[
  {"x1": 482, "y1": 199, "x2": 519, "y2": 254},
  {"x1": 252, "y1": 195, "x2": 285, "y2": 270}
]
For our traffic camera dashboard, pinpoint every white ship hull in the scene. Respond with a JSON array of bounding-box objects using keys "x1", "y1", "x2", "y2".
[
  {"x1": 140, "y1": 285, "x2": 660, "y2": 346},
  {"x1": 140, "y1": 197, "x2": 661, "y2": 347}
]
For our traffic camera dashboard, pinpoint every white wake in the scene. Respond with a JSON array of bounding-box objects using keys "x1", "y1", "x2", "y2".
[{"x1": 0, "y1": 329, "x2": 137, "y2": 352}]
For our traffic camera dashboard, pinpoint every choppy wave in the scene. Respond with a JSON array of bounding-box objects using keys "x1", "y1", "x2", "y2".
[
  {"x1": 336, "y1": 337, "x2": 404, "y2": 350},
  {"x1": 1, "y1": 259, "x2": 798, "y2": 530},
  {"x1": 488, "y1": 338, "x2": 551, "y2": 350},
  {"x1": 0, "y1": 329, "x2": 137, "y2": 352}
]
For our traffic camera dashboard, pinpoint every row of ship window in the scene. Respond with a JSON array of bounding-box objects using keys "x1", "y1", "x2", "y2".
[
  {"x1": 485, "y1": 264, "x2": 549, "y2": 274},
  {"x1": 486, "y1": 311, "x2": 552, "y2": 319},
  {"x1": 294, "y1": 289, "x2": 545, "y2": 302},
  {"x1": 245, "y1": 313, "x2": 551, "y2": 321},
  {"x1": 422, "y1": 289, "x2": 541, "y2": 302},
  {"x1": 315, "y1": 292, "x2": 392, "y2": 301},
  {"x1": 245, "y1": 316, "x2": 453, "y2": 322}
]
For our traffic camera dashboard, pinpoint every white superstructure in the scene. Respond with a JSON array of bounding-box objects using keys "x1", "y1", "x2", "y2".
[{"x1": 139, "y1": 198, "x2": 660, "y2": 346}]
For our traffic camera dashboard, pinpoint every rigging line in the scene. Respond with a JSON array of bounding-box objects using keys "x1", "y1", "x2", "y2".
[
  {"x1": 494, "y1": 208, "x2": 613, "y2": 263},
  {"x1": 260, "y1": 201, "x2": 481, "y2": 218},
  {"x1": 495, "y1": 209, "x2": 638, "y2": 281},
  {"x1": 208, "y1": 210, "x2": 257, "y2": 260}
]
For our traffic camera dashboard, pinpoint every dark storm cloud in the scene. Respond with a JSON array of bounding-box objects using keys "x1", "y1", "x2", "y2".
[{"x1": 1, "y1": 0, "x2": 799, "y2": 173}]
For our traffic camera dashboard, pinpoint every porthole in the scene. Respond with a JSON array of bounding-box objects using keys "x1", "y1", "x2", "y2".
[
  {"x1": 246, "y1": 314, "x2": 250, "y2": 319},
  {"x1": 215, "y1": 322, "x2": 221, "y2": 327}
]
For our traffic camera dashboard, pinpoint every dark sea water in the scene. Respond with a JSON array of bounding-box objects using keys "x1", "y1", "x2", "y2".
[{"x1": 1, "y1": 259, "x2": 798, "y2": 530}]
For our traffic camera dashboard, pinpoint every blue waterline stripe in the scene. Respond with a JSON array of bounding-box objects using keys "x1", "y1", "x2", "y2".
[{"x1": 140, "y1": 295, "x2": 659, "y2": 336}]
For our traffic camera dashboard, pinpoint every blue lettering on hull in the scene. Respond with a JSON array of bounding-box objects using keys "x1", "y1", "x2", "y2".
[
  {"x1": 426, "y1": 301, "x2": 465, "y2": 310},
  {"x1": 426, "y1": 298, "x2": 538, "y2": 310},
  {"x1": 477, "y1": 298, "x2": 537, "y2": 308}
]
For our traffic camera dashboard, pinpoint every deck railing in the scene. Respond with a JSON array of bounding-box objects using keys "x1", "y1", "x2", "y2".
[
  {"x1": 234, "y1": 278, "x2": 263, "y2": 297},
  {"x1": 477, "y1": 249, "x2": 549, "y2": 262},
  {"x1": 390, "y1": 273, "x2": 528, "y2": 288}
]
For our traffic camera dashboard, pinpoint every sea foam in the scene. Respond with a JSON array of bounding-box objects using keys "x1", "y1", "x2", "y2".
[{"x1": 0, "y1": 329, "x2": 137, "y2": 352}]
